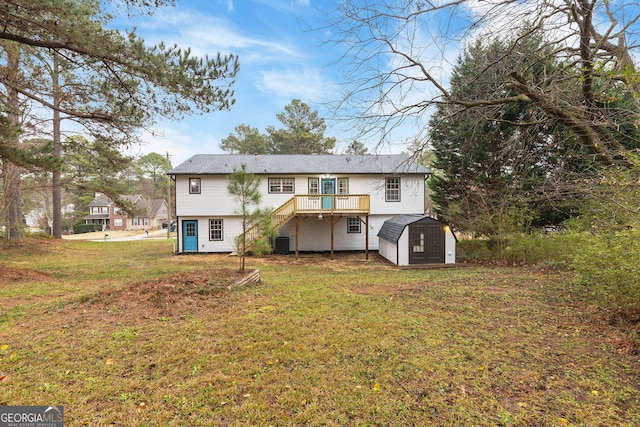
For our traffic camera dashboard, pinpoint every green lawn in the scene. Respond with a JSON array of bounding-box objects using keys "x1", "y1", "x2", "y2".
[{"x1": 0, "y1": 239, "x2": 638, "y2": 426}]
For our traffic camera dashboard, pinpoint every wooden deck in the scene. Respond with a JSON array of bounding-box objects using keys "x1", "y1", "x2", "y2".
[{"x1": 241, "y1": 194, "x2": 371, "y2": 258}]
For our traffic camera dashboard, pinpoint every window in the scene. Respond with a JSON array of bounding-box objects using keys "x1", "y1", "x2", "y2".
[
  {"x1": 114, "y1": 207, "x2": 122, "y2": 214},
  {"x1": 209, "y1": 219, "x2": 223, "y2": 241},
  {"x1": 269, "y1": 178, "x2": 294, "y2": 193},
  {"x1": 101, "y1": 207, "x2": 109, "y2": 214},
  {"x1": 308, "y1": 178, "x2": 319, "y2": 194},
  {"x1": 189, "y1": 178, "x2": 201, "y2": 194},
  {"x1": 133, "y1": 218, "x2": 139, "y2": 226},
  {"x1": 337, "y1": 178, "x2": 349, "y2": 194},
  {"x1": 385, "y1": 177, "x2": 400, "y2": 202},
  {"x1": 347, "y1": 217, "x2": 361, "y2": 233},
  {"x1": 113, "y1": 219, "x2": 123, "y2": 227}
]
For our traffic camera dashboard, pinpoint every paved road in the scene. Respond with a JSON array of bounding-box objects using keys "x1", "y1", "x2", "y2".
[{"x1": 92, "y1": 229, "x2": 174, "y2": 242}]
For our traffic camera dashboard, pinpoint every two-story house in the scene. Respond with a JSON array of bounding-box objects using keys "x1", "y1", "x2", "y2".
[
  {"x1": 169, "y1": 154, "x2": 435, "y2": 257},
  {"x1": 84, "y1": 193, "x2": 169, "y2": 231}
]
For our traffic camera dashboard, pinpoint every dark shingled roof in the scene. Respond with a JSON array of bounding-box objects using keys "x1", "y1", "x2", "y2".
[
  {"x1": 168, "y1": 154, "x2": 430, "y2": 175},
  {"x1": 378, "y1": 215, "x2": 447, "y2": 243}
]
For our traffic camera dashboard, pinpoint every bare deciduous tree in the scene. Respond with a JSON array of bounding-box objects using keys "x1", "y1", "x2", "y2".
[{"x1": 326, "y1": 0, "x2": 640, "y2": 165}]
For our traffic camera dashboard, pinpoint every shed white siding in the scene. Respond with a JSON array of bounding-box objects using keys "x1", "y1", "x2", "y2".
[{"x1": 445, "y1": 229, "x2": 457, "y2": 264}]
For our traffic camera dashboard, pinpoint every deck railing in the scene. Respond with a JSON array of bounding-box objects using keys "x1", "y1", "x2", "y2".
[
  {"x1": 294, "y1": 194, "x2": 370, "y2": 213},
  {"x1": 238, "y1": 194, "x2": 370, "y2": 254}
]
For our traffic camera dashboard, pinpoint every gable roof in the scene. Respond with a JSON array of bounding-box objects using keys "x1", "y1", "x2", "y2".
[
  {"x1": 88, "y1": 193, "x2": 113, "y2": 207},
  {"x1": 168, "y1": 154, "x2": 430, "y2": 175},
  {"x1": 378, "y1": 215, "x2": 446, "y2": 243},
  {"x1": 131, "y1": 198, "x2": 167, "y2": 218}
]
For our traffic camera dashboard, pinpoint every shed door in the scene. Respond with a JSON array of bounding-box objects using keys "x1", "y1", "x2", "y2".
[
  {"x1": 425, "y1": 223, "x2": 445, "y2": 263},
  {"x1": 182, "y1": 220, "x2": 198, "y2": 252},
  {"x1": 409, "y1": 224, "x2": 427, "y2": 264},
  {"x1": 409, "y1": 222, "x2": 445, "y2": 264}
]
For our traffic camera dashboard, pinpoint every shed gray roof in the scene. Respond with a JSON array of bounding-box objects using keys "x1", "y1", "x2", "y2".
[
  {"x1": 168, "y1": 154, "x2": 430, "y2": 175},
  {"x1": 377, "y1": 215, "x2": 445, "y2": 243}
]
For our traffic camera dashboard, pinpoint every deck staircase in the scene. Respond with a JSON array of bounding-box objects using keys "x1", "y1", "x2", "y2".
[
  {"x1": 237, "y1": 198, "x2": 296, "y2": 254},
  {"x1": 237, "y1": 194, "x2": 370, "y2": 254}
]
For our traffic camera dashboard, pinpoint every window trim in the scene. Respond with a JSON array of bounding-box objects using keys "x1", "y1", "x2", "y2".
[
  {"x1": 268, "y1": 177, "x2": 295, "y2": 194},
  {"x1": 308, "y1": 178, "x2": 319, "y2": 195},
  {"x1": 347, "y1": 217, "x2": 361, "y2": 234},
  {"x1": 385, "y1": 177, "x2": 401, "y2": 202},
  {"x1": 337, "y1": 177, "x2": 349, "y2": 195},
  {"x1": 209, "y1": 219, "x2": 224, "y2": 241},
  {"x1": 189, "y1": 177, "x2": 201, "y2": 194}
]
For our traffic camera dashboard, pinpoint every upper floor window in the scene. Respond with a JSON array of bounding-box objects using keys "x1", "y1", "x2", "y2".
[
  {"x1": 385, "y1": 177, "x2": 400, "y2": 202},
  {"x1": 189, "y1": 178, "x2": 201, "y2": 194},
  {"x1": 308, "y1": 178, "x2": 319, "y2": 195},
  {"x1": 209, "y1": 219, "x2": 223, "y2": 241},
  {"x1": 337, "y1": 177, "x2": 349, "y2": 195},
  {"x1": 269, "y1": 178, "x2": 294, "y2": 193}
]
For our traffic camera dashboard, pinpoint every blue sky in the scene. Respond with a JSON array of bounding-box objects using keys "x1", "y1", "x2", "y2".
[
  {"x1": 107, "y1": 0, "x2": 640, "y2": 167},
  {"x1": 116, "y1": 0, "x2": 356, "y2": 166}
]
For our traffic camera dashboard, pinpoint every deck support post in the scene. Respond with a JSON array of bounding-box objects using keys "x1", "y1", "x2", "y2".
[
  {"x1": 330, "y1": 215, "x2": 335, "y2": 259},
  {"x1": 365, "y1": 214, "x2": 369, "y2": 260},
  {"x1": 295, "y1": 217, "x2": 299, "y2": 257}
]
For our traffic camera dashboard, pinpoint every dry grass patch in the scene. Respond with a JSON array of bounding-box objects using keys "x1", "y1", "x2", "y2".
[{"x1": 0, "y1": 240, "x2": 638, "y2": 426}]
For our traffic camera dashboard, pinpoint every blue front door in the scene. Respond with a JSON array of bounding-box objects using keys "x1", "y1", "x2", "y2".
[
  {"x1": 183, "y1": 220, "x2": 198, "y2": 252},
  {"x1": 321, "y1": 179, "x2": 335, "y2": 210}
]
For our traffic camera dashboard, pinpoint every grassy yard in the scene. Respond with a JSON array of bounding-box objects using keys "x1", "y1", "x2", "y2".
[{"x1": 0, "y1": 239, "x2": 638, "y2": 426}]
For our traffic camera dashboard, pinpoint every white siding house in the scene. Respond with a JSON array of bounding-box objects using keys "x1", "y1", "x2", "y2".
[{"x1": 168, "y1": 154, "x2": 430, "y2": 255}]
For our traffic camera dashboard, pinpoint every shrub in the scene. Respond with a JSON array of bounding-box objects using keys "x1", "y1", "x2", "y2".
[
  {"x1": 25, "y1": 230, "x2": 52, "y2": 239},
  {"x1": 457, "y1": 232, "x2": 577, "y2": 266},
  {"x1": 73, "y1": 223, "x2": 103, "y2": 234},
  {"x1": 457, "y1": 239, "x2": 493, "y2": 262},
  {"x1": 571, "y1": 230, "x2": 640, "y2": 320}
]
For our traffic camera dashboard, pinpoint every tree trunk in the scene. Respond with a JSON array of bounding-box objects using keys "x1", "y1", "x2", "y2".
[
  {"x1": 3, "y1": 44, "x2": 24, "y2": 239},
  {"x1": 52, "y1": 56, "x2": 62, "y2": 238}
]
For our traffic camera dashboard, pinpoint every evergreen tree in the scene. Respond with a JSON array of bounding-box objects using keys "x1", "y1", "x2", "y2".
[
  {"x1": 428, "y1": 34, "x2": 585, "y2": 238},
  {"x1": 220, "y1": 124, "x2": 271, "y2": 154},
  {"x1": 0, "y1": 0, "x2": 238, "y2": 239},
  {"x1": 227, "y1": 164, "x2": 272, "y2": 271},
  {"x1": 266, "y1": 99, "x2": 336, "y2": 154}
]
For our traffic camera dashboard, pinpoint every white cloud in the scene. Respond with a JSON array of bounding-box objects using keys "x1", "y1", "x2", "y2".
[
  {"x1": 132, "y1": 123, "x2": 222, "y2": 165},
  {"x1": 131, "y1": 8, "x2": 304, "y2": 64},
  {"x1": 256, "y1": 67, "x2": 331, "y2": 101}
]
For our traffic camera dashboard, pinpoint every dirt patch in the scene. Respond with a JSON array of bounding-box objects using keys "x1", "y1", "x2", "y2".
[
  {"x1": 62, "y1": 269, "x2": 252, "y2": 326},
  {"x1": 264, "y1": 252, "x2": 396, "y2": 271},
  {"x1": 0, "y1": 265, "x2": 53, "y2": 286}
]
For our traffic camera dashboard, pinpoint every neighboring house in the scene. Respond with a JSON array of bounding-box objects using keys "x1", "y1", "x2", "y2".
[
  {"x1": 84, "y1": 193, "x2": 169, "y2": 231},
  {"x1": 127, "y1": 197, "x2": 170, "y2": 230},
  {"x1": 168, "y1": 154, "x2": 431, "y2": 256}
]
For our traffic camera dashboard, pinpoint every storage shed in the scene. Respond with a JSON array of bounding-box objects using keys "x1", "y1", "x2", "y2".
[{"x1": 378, "y1": 215, "x2": 456, "y2": 266}]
